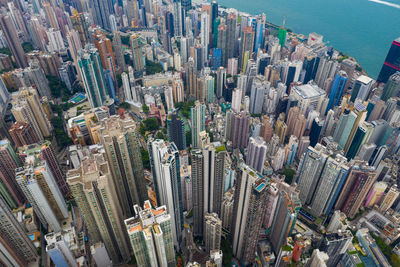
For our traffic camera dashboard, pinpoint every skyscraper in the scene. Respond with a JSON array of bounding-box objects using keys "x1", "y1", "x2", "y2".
[
  {"x1": 381, "y1": 72, "x2": 400, "y2": 101},
  {"x1": 99, "y1": 116, "x2": 147, "y2": 217},
  {"x1": 296, "y1": 144, "x2": 329, "y2": 206},
  {"x1": 130, "y1": 33, "x2": 145, "y2": 72},
  {"x1": 309, "y1": 153, "x2": 349, "y2": 216},
  {"x1": 70, "y1": 11, "x2": 88, "y2": 45},
  {"x1": 350, "y1": 75, "x2": 374, "y2": 102},
  {"x1": 0, "y1": 14, "x2": 27, "y2": 68},
  {"x1": 335, "y1": 161, "x2": 376, "y2": 218},
  {"x1": 112, "y1": 31, "x2": 127, "y2": 72},
  {"x1": 125, "y1": 201, "x2": 176, "y2": 267},
  {"x1": 226, "y1": 13, "x2": 237, "y2": 63},
  {"x1": 190, "y1": 142, "x2": 227, "y2": 237},
  {"x1": 254, "y1": 14, "x2": 266, "y2": 52},
  {"x1": 286, "y1": 107, "x2": 307, "y2": 140},
  {"x1": 346, "y1": 121, "x2": 374, "y2": 159},
  {"x1": 246, "y1": 136, "x2": 267, "y2": 173},
  {"x1": 379, "y1": 185, "x2": 399, "y2": 212},
  {"x1": 343, "y1": 103, "x2": 367, "y2": 153},
  {"x1": 9, "y1": 122, "x2": 39, "y2": 147},
  {"x1": 326, "y1": 70, "x2": 347, "y2": 112},
  {"x1": 240, "y1": 26, "x2": 255, "y2": 69},
  {"x1": 93, "y1": 33, "x2": 116, "y2": 75},
  {"x1": 0, "y1": 139, "x2": 24, "y2": 209},
  {"x1": 0, "y1": 195, "x2": 38, "y2": 266},
  {"x1": 45, "y1": 231, "x2": 78, "y2": 267},
  {"x1": 249, "y1": 78, "x2": 266, "y2": 114},
  {"x1": 190, "y1": 101, "x2": 206, "y2": 148},
  {"x1": 205, "y1": 213, "x2": 222, "y2": 253},
  {"x1": 77, "y1": 46, "x2": 110, "y2": 108},
  {"x1": 231, "y1": 164, "x2": 269, "y2": 265},
  {"x1": 91, "y1": 0, "x2": 113, "y2": 30},
  {"x1": 278, "y1": 28, "x2": 287, "y2": 47},
  {"x1": 167, "y1": 112, "x2": 186, "y2": 150},
  {"x1": 377, "y1": 37, "x2": 400, "y2": 83},
  {"x1": 231, "y1": 111, "x2": 250, "y2": 149},
  {"x1": 148, "y1": 139, "x2": 183, "y2": 248},
  {"x1": 23, "y1": 61, "x2": 51, "y2": 98},
  {"x1": 67, "y1": 145, "x2": 131, "y2": 264},
  {"x1": 11, "y1": 87, "x2": 53, "y2": 140},
  {"x1": 269, "y1": 189, "x2": 301, "y2": 254},
  {"x1": 18, "y1": 140, "x2": 69, "y2": 196},
  {"x1": 16, "y1": 160, "x2": 69, "y2": 232},
  {"x1": 201, "y1": 11, "x2": 210, "y2": 55}
]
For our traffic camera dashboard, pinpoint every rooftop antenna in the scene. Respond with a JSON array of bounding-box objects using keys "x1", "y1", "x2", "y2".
[{"x1": 282, "y1": 16, "x2": 286, "y2": 28}]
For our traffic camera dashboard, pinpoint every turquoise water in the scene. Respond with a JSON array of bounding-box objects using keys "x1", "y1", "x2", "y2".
[{"x1": 217, "y1": 0, "x2": 400, "y2": 78}]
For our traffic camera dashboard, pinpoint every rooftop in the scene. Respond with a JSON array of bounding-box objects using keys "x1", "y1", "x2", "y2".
[
  {"x1": 357, "y1": 75, "x2": 374, "y2": 84},
  {"x1": 292, "y1": 84, "x2": 325, "y2": 99}
]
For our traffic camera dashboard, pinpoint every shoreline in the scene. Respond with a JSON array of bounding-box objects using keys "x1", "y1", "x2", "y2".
[{"x1": 203, "y1": 1, "x2": 368, "y2": 77}]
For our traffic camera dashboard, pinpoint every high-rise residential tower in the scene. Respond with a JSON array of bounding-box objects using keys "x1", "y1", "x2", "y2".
[
  {"x1": 77, "y1": 46, "x2": 109, "y2": 108},
  {"x1": 67, "y1": 145, "x2": 131, "y2": 264},
  {"x1": 99, "y1": 116, "x2": 147, "y2": 217},
  {"x1": 0, "y1": 139, "x2": 24, "y2": 209},
  {"x1": 11, "y1": 87, "x2": 52, "y2": 140},
  {"x1": 167, "y1": 112, "x2": 186, "y2": 150},
  {"x1": 0, "y1": 195, "x2": 38, "y2": 266},
  {"x1": 232, "y1": 164, "x2": 269, "y2": 265},
  {"x1": 125, "y1": 201, "x2": 176, "y2": 267},
  {"x1": 0, "y1": 14, "x2": 27, "y2": 68},
  {"x1": 204, "y1": 213, "x2": 222, "y2": 253},
  {"x1": 381, "y1": 72, "x2": 400, "y2": 101},
  {"x1": 335, "y1": 161, "x2": 376, "y2": 218},
  {"x1": 148, "y1": 139, "x2": 183, "y2": 248},
  {"x1": 246, "y1": 136, "x2": 267, "y2": 173},
  {"x1": 190, "y1": 101, "x2": 206, "y2": 148}
]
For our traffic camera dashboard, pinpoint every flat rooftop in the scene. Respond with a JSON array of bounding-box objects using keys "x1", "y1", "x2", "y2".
[{"x1": 292, "y1": 84, "x2": 325, "y2": 99}]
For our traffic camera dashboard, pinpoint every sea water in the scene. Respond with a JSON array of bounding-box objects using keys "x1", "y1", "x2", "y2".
[{"x1": 217, "y1": 0, "x2": 400, "y2": 78}]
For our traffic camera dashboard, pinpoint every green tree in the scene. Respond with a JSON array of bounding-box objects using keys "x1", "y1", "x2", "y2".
[
  {"x1": 145, "y1": 60, "x2": 163, "y2": 75},
  {"x1": 47, "y1": 75, "x2": 71, "y2": 99},
  {"x1": 186, "y1": 131, "x2": 191, "y2": 147},
  {"x1": 121, "y1": 35, "x2": 130, "y2": 46},
  {"x1": 142, "y1": 104, "x2": 149, "y2": 113},
  {"x1": 50, "y1": 117, "x2": 73, "y2": 148},
  {"x1": 140, "y1": 148, "x2": 150, "y2": 169},
  {"x1": 119, "y1": 102, "x2": 131, "y2": 110},
  {"x1": 391, "y1": 254, "x2": 400, "y2": 267},
  {"x1": 221, "y1": 237, "x2": 233, "y2": 266},
  {"x1": 116, "y1": 73, "x2": 122, "y2": 88},
  {"x1": 281, "y1": 168, "x2": 296, "y2": 184},
  {"x1": 175, "y1": 101, "x2": 194, "y2": 118},
  {"x1": 156, "y1": 131, "x2": 166, "y2": 140},
  {"x1": 143, "y1": 118, "x2": 159, "y2": 131},
  {"x1": 0, "y1": 47, "x2": 11, "y2": 56},
  {"x1": 22, "y1": 42, "x2": 34, "y2": 53}
]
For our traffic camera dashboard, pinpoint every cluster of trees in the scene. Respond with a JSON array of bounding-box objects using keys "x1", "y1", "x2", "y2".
[
  {"x1": 175, "y1": 101, "x2": 194, "y2": 118},
  {"x1": 119, "y1": 102, "x2": 131, "y2": 110},
  {"x1": 221, "y1": 237, "x2": 233, "y2": 266},
  {"x1": 48, "y1": 75, "x2": 84, "y2": 102},
  {"x1": 50, "y1": 116, "x2": 73, "y2": 148},
  {"x1": 281, "y1": 168, "x2": 296, "y2": 184},
  {"x1": 22, "y1": 42, "x2": 34, "y2": 53},
  {"x1": 371, "y1": 233, "x2": 400, "y2": 267},
  {"x1": 140, "y1": 148, "x2": 150, "y2": 170},
  {"x1": 145, "y1": 60, "x2": 163, "y2": 75},
  {"x1": 138, "y1": 117, "x2": 160, "y2": 138}
]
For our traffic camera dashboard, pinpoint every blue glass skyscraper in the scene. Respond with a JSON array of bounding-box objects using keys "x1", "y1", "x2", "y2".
[
  {"x1": 254, "y1": 15, "x2": 266, "y2": 52},
  {"x1": 326, "y1": 70, "x2": 347, "y2": 113}
]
